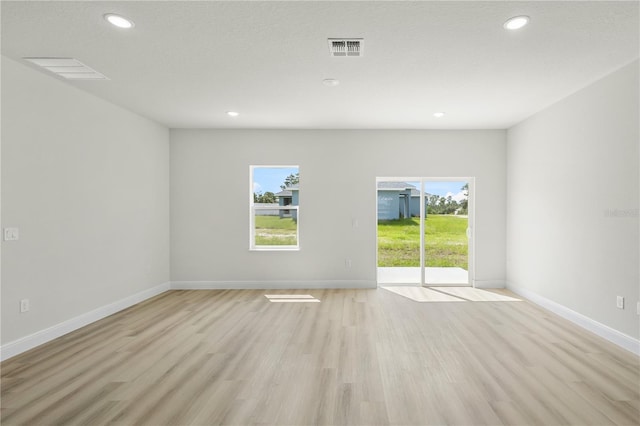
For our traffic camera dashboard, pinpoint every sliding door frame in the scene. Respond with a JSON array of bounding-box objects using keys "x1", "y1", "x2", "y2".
[{"x1": 375, "y1": 176, "x2": 475, "y2": 287}]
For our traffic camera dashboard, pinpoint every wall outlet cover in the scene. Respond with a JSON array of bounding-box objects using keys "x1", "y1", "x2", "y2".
[{"x1": 4, "y1": 227, "x2": 19, "y2": 241}]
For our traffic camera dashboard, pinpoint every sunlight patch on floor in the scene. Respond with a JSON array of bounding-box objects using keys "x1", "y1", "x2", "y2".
[
  {"x1": 381, "y1": 286, "x2": 521, "y2": 303},
  {"x1": 265, "y1": 294, "x2": 321, "y2": 303},
  {"x1": 381, "y1": 286, "x2": 465, "y2": 302},
  {"x1": 430, "y1": 287, "x2": 521, "y2": 302}
]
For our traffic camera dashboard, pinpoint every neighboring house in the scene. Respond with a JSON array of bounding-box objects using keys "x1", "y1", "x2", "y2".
[
  {"x1": 377, "y1": 182, "x2": 427, "y2": 220},
  {"x1": 270, "y1": 182, "x2": 421, "y2": 221},
  {"x1": 275, "y1": 184, "x2": 299, "y2": 220}
]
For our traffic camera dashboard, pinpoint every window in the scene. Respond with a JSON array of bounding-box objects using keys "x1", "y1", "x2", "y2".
[{"x1": 250, "y1": 166, "x2": 299, "y2": 250}]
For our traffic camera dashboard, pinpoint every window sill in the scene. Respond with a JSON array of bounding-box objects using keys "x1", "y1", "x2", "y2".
[{"x1": 250, "y1": 246, "x2": 300, "y2": 252}]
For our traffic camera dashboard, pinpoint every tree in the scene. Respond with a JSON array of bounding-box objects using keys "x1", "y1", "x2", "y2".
[
  {"x1": 426, "y1": 192, "x2": 466, "y2": 215},
  {"x1": 459, "y1": 183, "x2": 469, "y2": 214},
  {"x1": 253, "y1": 191, "x2": 277, "y2": 203},
  {"x1": 261, "y1": 191, "x2": 276, "y2": 203},
  {"x1": 427, "y1": 194, "x2": 441, "y2": 214},
  {"x1": 280, "y1": 173, "x2": 299, "y2": 190}
]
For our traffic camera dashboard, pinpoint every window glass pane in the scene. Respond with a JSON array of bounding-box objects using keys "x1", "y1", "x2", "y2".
[
  {"x1": 251, "y1": 166, "x2": 299, "y2": 249},
  {"x1": 254, "y1": 208, "x2": 298, "y2": 246}
]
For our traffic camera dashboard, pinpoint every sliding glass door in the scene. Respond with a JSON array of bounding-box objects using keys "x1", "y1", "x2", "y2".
[
  {"x1": 376, "y1": 177, "x2": 473, "y2": 286},
  {"x1": 376, "y1": 180, "x2": 423, "y2": 284},
  {"x1": 423, "y1": 180, "x2": 471, "y2": 286}
]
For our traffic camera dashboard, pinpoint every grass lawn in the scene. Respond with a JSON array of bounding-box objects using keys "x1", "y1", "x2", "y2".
[
  {"x1": 255, "y1": 216, "x2": 297, "y2": 246},
  {"x1": 377, "y1": 215, "x2": 468, "y2": 268}
]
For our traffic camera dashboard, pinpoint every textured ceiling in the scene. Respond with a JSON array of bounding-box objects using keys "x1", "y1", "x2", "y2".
[{"x1": 2, "y1": 1, "x2": 638, "y2": 129}]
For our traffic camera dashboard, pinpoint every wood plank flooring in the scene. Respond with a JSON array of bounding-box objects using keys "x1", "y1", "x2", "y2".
[{"x1": 1, "y1": 288, "x2": 639, "y2": 425}]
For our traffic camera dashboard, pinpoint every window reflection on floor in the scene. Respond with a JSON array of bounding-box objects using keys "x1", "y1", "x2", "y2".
[
  {"x1": 265, "y1": 294, "x2": 321, "y2": 303},
  {"x1": 381, "y1": 286, "x2": 521, "y2": 303}
]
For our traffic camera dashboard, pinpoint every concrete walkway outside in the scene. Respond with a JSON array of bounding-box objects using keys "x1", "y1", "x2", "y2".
[{"x1": 377, "y1": 266, "x2": 469, "y2": 285}]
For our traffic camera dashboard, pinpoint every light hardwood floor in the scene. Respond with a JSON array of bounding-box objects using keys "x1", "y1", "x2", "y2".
[{"x1": 1, "y1": 288, "x2": 639, "y2": 425}]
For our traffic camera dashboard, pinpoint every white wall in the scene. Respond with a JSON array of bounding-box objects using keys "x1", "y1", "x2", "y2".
[
  {"x1": 170, "y1": 129, "x2": 506, "y2": 287},
  {"x1": 507, "y1": 60, "x2": 639, "y2": 340},
  {"x1": 1, "y1": 57, "x2": 170, "y2": 345}
]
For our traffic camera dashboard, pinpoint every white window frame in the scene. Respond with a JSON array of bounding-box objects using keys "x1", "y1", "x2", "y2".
[{"x1": 250, "y1": 165, "x2": 300, "y2": 251}]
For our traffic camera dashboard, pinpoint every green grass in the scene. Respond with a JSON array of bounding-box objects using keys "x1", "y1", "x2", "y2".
[
  {"x1": 377, "y1": 215, "x2": 468, "y2": 268},
  {"x1": 255, "y1": 216, "x2": 297, "y2": 246}
]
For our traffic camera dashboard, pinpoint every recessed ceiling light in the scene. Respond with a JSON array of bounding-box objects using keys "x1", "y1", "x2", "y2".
[
  {"x1": 433, "y1": 112, "x2": 445, "y2": 118},
  {"x1": 104, "y1": 13, "x2": 135, "y2": 29},
  {"x1": 226, "y1": 111, "x2": 239, "y2": 117},
  {"x1": 503, "y1": 16, "x2": 530, "y2": 30},
  {"x1": 322, "y1": 78, "x2": 340, "y2": 87}
]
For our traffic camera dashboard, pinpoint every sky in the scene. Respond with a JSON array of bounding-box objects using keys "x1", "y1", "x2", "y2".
[
  {"x1": 402, "y1": 181, "x2": 468, "y2": 201},
  {"x1": 252, "y1": 166, "x2": 299, "y2": 194},
  {"x1": 253, "y1": 171, "x2": 467, "y2": 201},
  {"x1": 423, "y1": 181, "x2": 468, "y2": 201}
]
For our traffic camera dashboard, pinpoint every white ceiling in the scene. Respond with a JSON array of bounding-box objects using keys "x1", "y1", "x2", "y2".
[{"x1": 2, "y1": 1, "x2": 638, "y2": 129}]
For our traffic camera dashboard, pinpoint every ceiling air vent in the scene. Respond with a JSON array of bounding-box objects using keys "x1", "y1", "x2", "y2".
[
  {"x1": 328, "y1": 38, "x2": 363, "y2": 57},
  {"x1": 23, "y1": 57, "x2": 108, "y2": 80}
]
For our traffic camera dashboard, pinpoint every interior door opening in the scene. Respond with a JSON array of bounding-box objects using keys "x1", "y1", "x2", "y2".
[{"x1": 376, "y1": 177, "x2": 474, "y2": 286}]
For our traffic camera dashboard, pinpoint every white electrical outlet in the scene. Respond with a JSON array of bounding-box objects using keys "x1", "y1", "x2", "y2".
[
  {"x1": 637, "y1": 301, "x2": 640, "y2": 316},
  {"x1": 616, "y1": 296, "x2": 624, "y2": 309},
  {"x1": 20, "y1": 299, "x2": 30, "y2": 313},
  {"x1": 3, "y1": 227, "x2": 19, "y2": 241},
  {"x1": 345, "y1": 259, "x2": 352, "y2": 268}
]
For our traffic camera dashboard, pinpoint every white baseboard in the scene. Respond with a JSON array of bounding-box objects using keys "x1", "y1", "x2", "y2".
[
  {"x1": 473, "y1": 279, "x2": 506, "y2": 289},
  {"x1": 171, "y1": 280, "x2": 376, "y2": 290},
  {"x1": 0, "y1": 282, "x2": 170, "y2": 362},
  {"x1": 508, "y1": 285, "x2": 640, "y2": 355}
]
